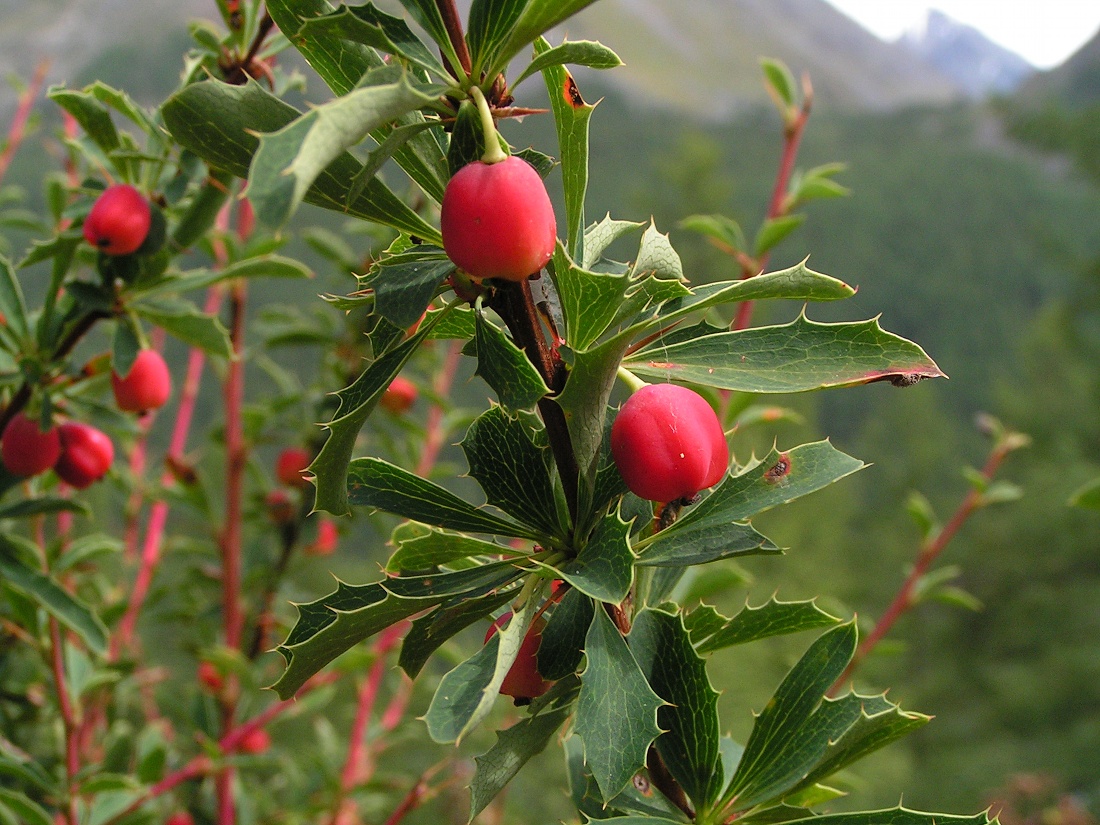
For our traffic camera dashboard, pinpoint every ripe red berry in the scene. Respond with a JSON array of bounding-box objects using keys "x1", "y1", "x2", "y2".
[
  {"x1": 238, "y1": 727, "x2": 270, "y2": 754},
  {"x1": 275, "y1": 447, "x2": 311, "y2": 488},
  {"x1": 440, "y1": 156, "x2": 557, "y2": 282},
  {"x1": 54, "y1": 422, "x2": 114, "y2": 489},
  {"x1": 166, "y1": 813, "x2": 194, "y2": 825},
  {"x1": 307, "y1": 517, "x2": 339, "y2": 556},
  {"x1": 82, "y1": 184, "x2": 151, "y2": 255},
  {"x1": 484, "y1": 614, "x2": 552, "y2": 700},
  {"x1": 611, "y1": 383, "x2": 729, "y2": 502},
  {"x1": 380, "y1": 376, "x2": 418, "y2": 414},
  {"x1": 1, "y1": 413, "x2": 62, "y2": 477},
  {"x1": 197, "y1": 661, "x2": 224, "y2": 693},
  {"x1": 111, "y1": 349, "x2": 171, "y2": 413}
]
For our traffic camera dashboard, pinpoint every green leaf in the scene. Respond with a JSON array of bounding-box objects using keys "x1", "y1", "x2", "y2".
[
  {"x1": 722, "y1": 622, "x2": 857, "y2": 811},
  {"x1": 365, "y1": 246, "x2": 453, "y2": 330},
  {"x1": 461, "y1": 406, "x2": 568, "y2": 539},
  {"x1": 468, "y1": 0, "x2": 527, "y2": 75},
  {"x1": 575, "y1": 606, "x2": 665, "y2": 801},
  {"x1": 137, "y1": 254, "x2": 314, "y2": 298},
  {"x1": 399, "y1": 588, "x2": 514, "y2": 678},
  {"x1": 555, "y1": 507, "x2": 634, "y2": 603},
  {"x1": 537, "y1": 37, "x2": 594, "y2": 261},
  {"x1": 246, "y1": 68, "x2": 441, "y2": 228},
  {"x1": 381, "y1": 561, "x2": 522, "y2": 600},
  {"x1": 49, "y1": 87, "x2": 121, "y2": 155},
  {"x1": 110, "y1": 314, "x2": 142, "y2": 378},
  {"x1": 629, "y1": 608, "x2": 723, "y2": 810},
  {"x1": 564, "y1": 734, "x2": 690, "y2": 822},
  {"x1": 132, "y1": 297, "x2": 232, "y2": 358},
  {"x1": 386, "y1": 525, "x2": 517, "y2": 572},
  {"x1": 625, "y1": 314, "x2": 945, "y2": 392},
  {"x1": 779, "y1": 807, "x2": 994, "y2": 825},
  {"x1": 761, "y1": 58, "x2": 797, "y2": 108},
  {"x1": 635, "y1": 522, "x2": 777, "y2": 569},
  {"x1": 0, "y1": 754, "x2": 55, "y2": 795},
  {"x1": 638, "y1": 442, "x2": 865, "y2": 564},
  {"x1": 0, "y1": 536, "x2": 108, "y2": 655},
  {"x1": 753, "y1": 215, "x2": 806, "y2": 257},
  {"x1": 0, "y1": 497, "x2": 90, "y2": 521},
  {"x1": 312, "y1": 326, "x2": 431, "y2": 516},
  {"x1": 490, "y1": 1, "x2": 605, "y2": 78},
  {"x1": 301, "y1": 4, "x2": 448, "y2": 79},
  {"x1": 161, "y1": 78, "x2": 441, "y2": 241},
  {"x1": 679, "y1": 214, "x2": 746, "y2": 254},
  {"x1": 272, "y1": 581, "x2": 424, "y2": 699},
  {"x1": 473, "y1": 309, "x2": 551, "y2": 411},
  {"x1": 470, "y1": 704, "x2": 573, "y2": 820},
  {"x1": 0, "y1": 790, "x2": 51, "y2": 825},
  {"x1": 346, "y1": 121, "x2": 440, "y2": 205},
  {"x1": 688, "y1": 597, "x2": 842, "y2": 654},
  {"x1": 347, "y1": 457, "x2": 540, "y2": 539},
  {"x1": 550, "y1": 244, "x2": 630, "y2": 352},
  {"x1": 392, "y1": 0, "x2": 456, "y2": 70},
  {"x1": 632, "y1": 221, "x2": 683, "y2": 282},
  {"x1": 0, "y1": 256, "x2": 29, "y2": 342},
  {"x1": 537, "y1": 587, "x2": 593, "y2": 680},
  {"x1": 583, "y1": 214, "x2": 645, "y2": 270},
  {"x1": 513, "y1": 39, "x2": 623, "y2": 88},
  {"x1": 425, "y1": 582, "x2": 547, "y2": 743}
]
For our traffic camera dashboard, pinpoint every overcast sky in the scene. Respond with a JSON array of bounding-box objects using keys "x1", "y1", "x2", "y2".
[{"x1": 824, "y1": 1, "x2": 1100, "y2": 68}]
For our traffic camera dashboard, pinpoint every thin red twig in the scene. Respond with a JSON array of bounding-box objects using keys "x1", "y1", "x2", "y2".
[
  {"x1": 0, "y1": 60, "x2": 49, "y2": 187},
  {"x1": 415, "y1": 340, "x2": 463, "y2": 477},
  {"x1": 829, "y1": 440, "x2": 1017, "y2": 695}
]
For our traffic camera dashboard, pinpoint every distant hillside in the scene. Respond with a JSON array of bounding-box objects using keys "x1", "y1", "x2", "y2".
[
  {"x1": 1019, "y1": 26, "x2": 1100, "y2": 107},
  {"x1": 900, "y1": 9, "x2": 1033, "y2": 99},
  {"x1": 567, "y1": 0, "x2": 961, "y2": 116}
]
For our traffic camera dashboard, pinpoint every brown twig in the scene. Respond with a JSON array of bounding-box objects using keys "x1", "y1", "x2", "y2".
[{"x1": 436, "y1": 0, "x2": 473, "y2": 77}]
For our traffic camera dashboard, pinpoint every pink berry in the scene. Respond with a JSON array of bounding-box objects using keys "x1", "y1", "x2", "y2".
[
  {"x1": 82, "y1": 184, "x2": 151, "y2": 255},
  {"x1": 440, "y1": 156, "x2": 557, "y2": 282},
  {"x1": 611, "y1": 384, "x2": 729, "y2": 502},
  {"x1": 484, "y1": 614, "x2": 552, "y2": 700},
  {"x1": 307, "y1": 518, "x2": 339, "y2": 556},
  {"x1": 1, "y1": 413, "x2": 61, "y2": 477},
  {"x1": 238, "y1": 727, "x2": 270, "y2": 754},
  {"x1": 54, "y1": 422, "x2": 114, "y2": 489},
  {"x1": 380, "y1": 377, "x2": 418, "y2": 414},
  {"x1": 197, "y1": 661, "x2": 224, "y2": 693},
  {"x1": 111, "y1": 349, "x2": 171, "y2": 413},
  {"x1": 275, "y1": 447, "x2": 311, "y2": 488}
]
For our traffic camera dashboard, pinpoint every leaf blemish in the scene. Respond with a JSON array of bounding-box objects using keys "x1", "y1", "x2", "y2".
[
  {"x1": 563, "y1": 76, "x2": 585, "y2": 108},
  {"x1": 763, "y1": 453, "x2": 791, "y2": 484}
]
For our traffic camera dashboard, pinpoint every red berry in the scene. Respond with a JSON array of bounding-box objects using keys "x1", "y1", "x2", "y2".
[
  {"x1": 55, "y1": 422, "x2": 114, "y2": 489},
  {"x1": 380, "y1": 377, "x2": 418, "y2": 414},
  {"x1": 611, "y1": 384, "x2": 729, "y2": 502},
  {"x1": 82, "y1": 184, "x2": 151, "y2": 255},
  {"x1": 275, "y1": 447, "x2": 311, "y2": 488},
  {"x1": 197, "y1": 661, "x2": 224, "y2": 693},
  {"x1": 485, "y1": 614, "x2": 552, "y2": 700},
  {"x1": 238, "y1": 727, "x2": 270, "y2": 754},
  {"x1": 1, "y1": 413, "x2": 62, "y2": 477},
  {"x1": 307, "y1": 517, "x2": 339, "y2": 556},
  {"x1": 111, "y1": 349, "x2": 172, "y2": 413},
  {"x1": 440, "y1": 156, "x2": 557, "y2": 282},
  {"x1": 166, "y1": 814, "x2": 194, "y2": 825}
]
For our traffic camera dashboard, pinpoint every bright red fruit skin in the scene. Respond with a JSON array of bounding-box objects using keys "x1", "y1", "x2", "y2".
[
  {"x1": 55, "y1": 422, "x2": 114, "y2": 489},
  {"x1": 197, "y1": 661, "x2": 224, "y2": 693},
  {"x1": 485, "y1": 614, "x2": 552, "y2": 700},
  {"x1": 166, "y1": 813, "x2": 195, "y2": 825},
  {"x1": 111, "y1": 349, "x2": 171, "y2": 413},
  {"x1": 440, "y1": 156, "x2": 557, "y2": 282},
  {"x1": 611, "y1": 383, "x2": 729, "y2": 502},
  {"x1": 82, "y1": 184, "x2": 151, "y2": 255},
  {"x1": 307, "y1": 517, "x2": 339, "y2": 556},
  {"x1": 1, "y1": 414, "x2": 62, "y2": 477},
  {"x1": 380, "y1": 376, "x2": 418, "y2": 414},
  {"x1": 275, "y1": 447, "x2": 311, "y2": 488},
  {"x1": 239, "y1": 728, "x2": 270, "y2": 754}
]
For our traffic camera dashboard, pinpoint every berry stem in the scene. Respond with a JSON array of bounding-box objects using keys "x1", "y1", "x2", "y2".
[
  {"x1": 470, "y1": 85, "x2": 507, "y2": 164},
  {"x1": 616, "y1": 366, "x2": 648, "y2": 394}
]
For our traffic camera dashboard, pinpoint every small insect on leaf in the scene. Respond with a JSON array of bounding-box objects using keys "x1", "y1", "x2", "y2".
[
  {"x1": 563, "y1": 76, "x2": 586, "y2": 109},
  {"x1": 763, "y1": 453, "x2": 792, "y2": 484}
]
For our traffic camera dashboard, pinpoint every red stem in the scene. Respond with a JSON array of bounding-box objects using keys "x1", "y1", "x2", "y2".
[
  {"x1": 221, "y1": 279, "x2": 247, "y2": 653},
  {"x1": 829, "y1": 443, "x2": 1013, "y2": 695},
  {"x1": 49, "y1": 619, "x2": 80, "y2": 825},
  {"x1": 436, "y1": 0, "x2": 472, "y2": 76},
  {"x1": 732, "y1": 93, "x2": 812, "y2": 332},
  {"x1": 122, "y1": 329, "x2": 167, "y2": 561},
  {"x1": 0, "y1": 60, "x2": 48, "y2": 187}
]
